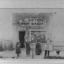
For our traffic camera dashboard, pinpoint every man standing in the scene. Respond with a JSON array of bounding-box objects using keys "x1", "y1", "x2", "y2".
[
  {"x1": 44, "y1": 38, "x2": 53, "y2": 58},
  {"x1": 25, "y1": 41, "x2": 31, "y2": 56}
]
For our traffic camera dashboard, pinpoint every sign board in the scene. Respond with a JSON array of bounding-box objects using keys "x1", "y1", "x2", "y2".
[{"x1": 19, "y1": 18, "x2": 46, "y2": 26}]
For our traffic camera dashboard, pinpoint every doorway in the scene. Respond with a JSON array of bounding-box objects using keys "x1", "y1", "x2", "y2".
[{"x1": 19, "y1": 31, "x2": 25, "y2": 48}]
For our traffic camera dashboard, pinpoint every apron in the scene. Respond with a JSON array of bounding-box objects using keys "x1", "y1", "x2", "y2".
[{"x1": 45, "y1": 43, "x2": 53, "y2": 51}]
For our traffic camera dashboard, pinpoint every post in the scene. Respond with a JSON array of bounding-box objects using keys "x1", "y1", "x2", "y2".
[
  {"x1": 31, "y1": 43, "x2": 35, "y2": 59},
  {"x1": 32, "y1": 48, "x2": 34, "y2": 58}
]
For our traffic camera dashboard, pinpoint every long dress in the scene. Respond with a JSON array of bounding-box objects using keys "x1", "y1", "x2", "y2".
[
  {"x1": 16, "y1": 42, "x2": 21, "y2": 55},
  {"x1": 35, "y1": 42, "x2": 42, "y2": 55}
]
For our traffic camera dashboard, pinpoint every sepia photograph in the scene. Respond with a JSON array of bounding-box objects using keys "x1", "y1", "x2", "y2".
[
  {"x1": 0, "y1": 0, "x2": 64, "y2": 64},
  {"x1": 0, "y1": 8, "x2": 64, "y2": 60}
]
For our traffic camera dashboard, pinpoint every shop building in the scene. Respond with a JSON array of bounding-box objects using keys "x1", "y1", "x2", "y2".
[{"x1": 13, "y1": 13, "x2": 52, "y2": 48}]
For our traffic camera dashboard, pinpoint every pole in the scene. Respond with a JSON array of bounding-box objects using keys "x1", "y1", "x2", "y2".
[{"x1": 32, "y1": 48, "x2": 34, "y2": 59}]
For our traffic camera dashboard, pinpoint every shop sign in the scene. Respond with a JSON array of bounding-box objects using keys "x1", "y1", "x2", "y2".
[{"x1": 19, "y1": 18, "x2": 46, "y2": 26}]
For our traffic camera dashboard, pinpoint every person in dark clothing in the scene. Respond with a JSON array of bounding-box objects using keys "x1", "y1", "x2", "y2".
[
  {"x1": 45, "y1": 50, "x2": 50, "y2": 57},
  {"x1": 35, "y1": 42, "x2": 42, "y2": 55},
  {"x1": 16, "y1": 42, "x2": 21, "y2": 58},
  {"x1": 25, "y1": 41, "x2": 31, "y2": 56}
]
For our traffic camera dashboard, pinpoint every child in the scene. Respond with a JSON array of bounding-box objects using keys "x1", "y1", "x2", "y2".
[{"x1": 16, "y1": 42, "x2": 21, "y2": 58}]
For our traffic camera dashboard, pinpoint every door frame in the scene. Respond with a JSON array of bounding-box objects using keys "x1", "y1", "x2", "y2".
[{"x1": 19, "y1": 31, "x2": 25, "y2": 48}]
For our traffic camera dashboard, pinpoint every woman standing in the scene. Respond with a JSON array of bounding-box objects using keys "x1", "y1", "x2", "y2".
[
  {"x1": 25, "y1": 41, "x2": 31, "y2": 56},
  {"x1": 16, "y1": 42, "x2": 21, "y2": 58},
  {"x1": 35, "y1": 41, "x2": 42, "y2": 55}
]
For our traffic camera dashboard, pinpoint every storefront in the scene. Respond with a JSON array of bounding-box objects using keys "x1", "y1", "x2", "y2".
[
  {"x1": 13, "y1": 13, "x2": 51, "y2": 48},
  {"x1": 18, "y1": 17, "x2": 47, "y2": 47}
]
